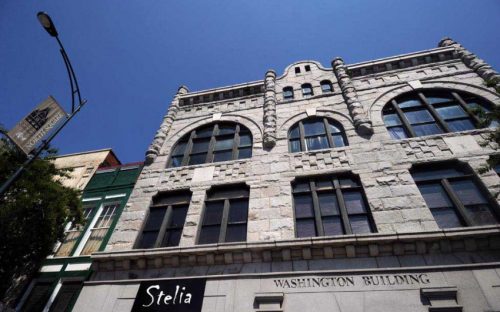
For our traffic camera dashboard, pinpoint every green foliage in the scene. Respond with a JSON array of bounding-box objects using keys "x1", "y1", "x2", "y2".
[
  {"x1": 477, "y1": 78, "x2": 500, "y2": 174},
  {"x1": 0, "y1": 137, "x2": 82, "y2": 304}
]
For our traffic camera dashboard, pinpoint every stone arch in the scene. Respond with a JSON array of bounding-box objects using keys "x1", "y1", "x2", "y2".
[
  {"x1": 160, "y1": 114, "x2": 263, "y2": 156},
  {"x1": 369, "y1": 80, "x2": 500, "y2": 126},
  {"x1": 279, "y1": 110, "x2": 353, "y2": 139}
]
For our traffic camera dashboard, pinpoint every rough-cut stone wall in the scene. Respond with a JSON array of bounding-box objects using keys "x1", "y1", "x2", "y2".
[{"x1": 107, "y1": 47, "x2": 500, "y2": 253}]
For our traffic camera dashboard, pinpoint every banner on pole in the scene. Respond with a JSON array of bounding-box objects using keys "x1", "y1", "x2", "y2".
[{"x1": 7, "y1": 96, "x2": 67, "y2": 155}]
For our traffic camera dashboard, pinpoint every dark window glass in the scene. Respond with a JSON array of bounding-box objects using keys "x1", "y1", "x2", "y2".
[
  {"x1": 292, "y1": 175, "x2": 375, "y2": 237},
  {"x1": 283, "y1": 87, "x2": 294, "y2": 100},
  {"x1": 383, "y1": 90, "x2": 493, "y2": 139},
  {"x1": 320, "y1": 80, "x2": 333, "y2": 93},
  {"x1": 136, "y1": 191, "x2": 191, "y2": 249},
  {"x1": 288, "y1": 117, "x2": 348, "y2": 152},
  {"x1": 199, "y1": 185, "x2": 249, "y2": 244},
  {"x1": 21, "y1": 281, "x2": 54, "y2": 312},
  {"x1": 48, "y1": 282, "x2": 82, "y2": 312},
  {"x1": 302, "y1": 83, "x2": 313, "y2": 97},
  {"x1": 412, "y1": 163, "x2": 499, "y2": 228},
  {"x1": 170, "y1": 123, "x2": 252, "y2": 167}
]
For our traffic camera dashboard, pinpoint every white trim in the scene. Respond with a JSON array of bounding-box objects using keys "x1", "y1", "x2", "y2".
[
  {"x1": 39, "y1": 265, "x2": 63, "y2": 273},
  {"x1": 104, "y1": 193, "x2": 126, "y2": 199},
  {"x1": 65, "y1": 262, "x2": 92, "y2": 271},
  {"x1": 73, "y1": 203, "x2": 104, "y2": 256},
  {"x1": 82, "y1": 197, "x2": 102, "y2": 202},
  {"x1": 42, "y1": 280, "x2": 62, "y2": 312}
]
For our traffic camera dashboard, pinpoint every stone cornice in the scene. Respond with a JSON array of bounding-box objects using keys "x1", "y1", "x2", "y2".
[{"x1": 92, "y1": 226, "x2": 500, "y2": 272}]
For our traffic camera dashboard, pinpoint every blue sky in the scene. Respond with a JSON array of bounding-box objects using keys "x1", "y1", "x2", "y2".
[{"x1": 1, "y1": 1, "x2": 499, "y2": 163}]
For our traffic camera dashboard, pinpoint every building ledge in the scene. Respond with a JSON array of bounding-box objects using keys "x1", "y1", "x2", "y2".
[{"x1": 92, "y1": 226, "x2": 500, "y2": 272}]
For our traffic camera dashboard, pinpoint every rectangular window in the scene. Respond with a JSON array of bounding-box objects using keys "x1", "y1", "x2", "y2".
[
  {"x1": 412, "y1": 163, "x2": 499, "y2": 228},
  {"x1": 21, "y1": 281, "x2": 54, "y2": 312},
  {"x1": 80, "y1": 203, "x2": 119, "y2": 255},
  {"x1": 199, "y1": 185, "x2": 249, "y2": 244},
  {"x1": 48, "y1": 281, "x2": 83, "y2": 312},
  {"x1": 54, "y1": 206, "x2": 96, "y2": 257},
  {"x1": 136, "y1": 191, "x2": 191, "y2": 249},
  {"x1": 292, "y1": 175, "x2": 375, "y2": 238}
]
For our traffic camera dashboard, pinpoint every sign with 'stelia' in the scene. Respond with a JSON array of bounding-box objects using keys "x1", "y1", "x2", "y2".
[
  {"x1": 131, "y1": 278, "x2": 206, "y2": 312},
  {"x1": 7, "y1": 96, "x2": 66, "y2": 155}
]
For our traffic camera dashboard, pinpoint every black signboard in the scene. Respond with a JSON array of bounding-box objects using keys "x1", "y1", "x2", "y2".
[{"x1": 132, "y1": 278, "x2": 206, "y2": 312}]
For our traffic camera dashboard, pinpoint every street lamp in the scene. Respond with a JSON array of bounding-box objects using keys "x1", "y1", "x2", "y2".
[{"x1": 0, "y1": 12, "x2": 87, "y2": 197}]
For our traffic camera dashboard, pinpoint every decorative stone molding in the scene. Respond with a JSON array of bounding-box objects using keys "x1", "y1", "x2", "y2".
[
  {"x1": 439, "y1": 37, "x2": 500, "y2": 89},
  {"x1": 145, "y1": 86, "x2": 189, "y2": 164},
  {"x1": 92, "y1": 226, "x2": 500, "y2": 273},
  {"x1": 263, "y1": 70, "x2": 277, "y2": 148},
  {"x1": 332, "y1": 57, "x2": 373, "y2": 135}
]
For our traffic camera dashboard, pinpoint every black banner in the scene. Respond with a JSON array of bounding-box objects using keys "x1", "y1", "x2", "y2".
[{"x1": 132, "y1": 278, "x2": 206, "y2": 312}]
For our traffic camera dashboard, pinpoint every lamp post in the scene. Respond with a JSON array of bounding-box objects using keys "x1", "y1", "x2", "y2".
[{"x1": 0, "y1": 12, "x2": 86, "y2": 197}]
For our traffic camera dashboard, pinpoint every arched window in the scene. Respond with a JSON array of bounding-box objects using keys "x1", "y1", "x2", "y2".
[
  {"x1": 302, "y1": 83, "x2": 313, "y2": 98},
  {"x1": 320, "y1": 80, "x2": 333, "y2": 93},
  {"x1": 288, "y1": 117, "x2": 347, "y2": 152},
  {"x1": 169, "y1": 122, "x2": 252, "y2": 167},
  {"x1": 283, "y1": 86, "x2": 294, "y2": 100},
  {"x1": 382, "y1": 89, "x2": 495, "y2": 139}
]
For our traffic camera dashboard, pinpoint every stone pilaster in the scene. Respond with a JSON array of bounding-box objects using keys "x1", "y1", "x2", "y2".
[
  {"x1": 263, "y1": 70, "x2": 277, "y2": 148},
  {"x1": 439, "y1": 37, "x2": 500, "y2": 89},
  {"x1": 145, "y1": 85, "x2": 189, "y2": 164},
  {"x1": 332, "y1": 57, "x2": 373, "y2": 135}
]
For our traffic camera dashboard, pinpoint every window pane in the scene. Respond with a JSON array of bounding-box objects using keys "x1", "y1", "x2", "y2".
[
  {"x1": 388, "y1": 126, "x2": 408, "y2": 139},
  {"x1": 316, "y1": 179, "x2": 332, "y2": 189},
  {"x1": 413, "y1": 123, "x2": 443, "y2": 136},
  {"x1": 339, "y1": 177, "x2": 360, "y2": 188},
  {"x1": 238, "y1": 147, "x2": 252, "y2": 159},
  {"x1": 332, "y1": 134, "x2": 346, "y2": 148},
  {"x1": 203, "y1": 201, "x2": 224, "y2": 225},
  {"x1": 329, "y1": 123, "x2": 342, "y2": 133},
  {"x1": 436, "y1": 105, "x2": 467, "y2": 119},
  {"x1": 162, "y1": 229, "x2": 182, "y2": 247},
  {"x1": 293, "y1": 194, "x2": 314, "y2": 218},
  {"x1": 349, "y1": 215, "x2": 372, "y2": 234},
  {"x1": 195, "y1": 126, "x2": 214, "y2": 138},
  {"x1": 191, "y1": 138, "x2": 210, "y2": 153},
  {"x1": 188, "y1": 153, "x2": 207, "y2": 165},
  {"x1": 213, "y1": 150, "x2": 233, "y2": 162},
  {"x1": 306, "y1": 135, "x2": 329, "y2": 151},
  {"x1": 404, "y1": 109, "x2": 435, "y2": 124},
  {"x1": 449, "y1": 179, "x2": 488, "y2": 205},
  {"x1": 431, "y1": 207, "x2": 463, "y2": 228},
  {"x1": 225, "y1": 224, "x2": 247, "y2": 242},
  {"x1": 289, "y1": 139, "x2": 301, "y2": 152},
  {"x1": 296, "y1": 219, "x2": 317, "y2": 237},
  {"x1": 170, "y1": 206, "x2": 188, "y2": 228},
  {"x1": 303, "y1": 121, "x2": 325, "y2": 136},
  {"x1": 289, "y1": 125, "x2": 300, "y2": 138},
  {"x1": 172, "y1": 141, "x2": 187, "y2": 156},
  {"x1": 21, "y1": 282, "x2": 53, "y2": 312},
  {"x1": 199, "y1": 225, "x2": 220, "y2": 244},
  {"x1": 215, "y1": 138, "x2": 234, "y2": 150},
  {"x1": 323, "y1": 217, "x2": 343, "y2": 236},
  {"x1": 293, "y1": 182, "x2": 310, "y2": 192},
  {"x1": 218, "y1": 124, "x2": 235, "y2": 135},
  {"x1": 318, "y1": 193, "x2": 339, "y2": 216},
  {"x1": 48, "y1": 282, "x2": 82, "y2": 312},
  {"x1": 138, "y1": 231, "x2": 159, "y2": 249},
  {"x1": 228, "y1": 199, "x2": 248, "y2": 222},
  {"x1": 383, "y1": 114, "x2": 402, "y2": 126},
  {"x1": 426, "y1": 95, "x2": 453, "y2": 105},
  {"x1": 171, "y1": 156, "x2": 183, "y2": 167},
  {"x1": 398, "y1": 99, "x2": 421, "y2": 108},
  {"x1": 447, "y1": 119, "x2": 475, "y2": 132},
  {"x1": 239, "y1": 134, "x2": 252, "y2": 146},
  {"x1": 412, "y1": 167, "x2": 463, "y2": 181},
  {"x1": 465, "y1": 205, "x2": 497, "y2": 225},
  {"x1": 343, "y1": 191, "x2": 367, "y2": 214},
  {"x1": 417, "y1": 183, "x2": 453, "y2": 208},
  {"x1": 144, "y1": 208, "x2": 167, "y2": 230}
]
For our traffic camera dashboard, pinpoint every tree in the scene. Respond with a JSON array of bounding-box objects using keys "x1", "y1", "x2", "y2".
[
  {"x1": 0, "y1": 133, "x2": 83, "y2": 307},
  {"x1": 477, "y1": 78, "x2": 500, "y2": 173}
]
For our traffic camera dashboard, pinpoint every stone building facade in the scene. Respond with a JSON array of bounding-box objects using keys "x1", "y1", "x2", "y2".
[{"x1": 74, "y1": 38, "x2": 500, "y2": 312}]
